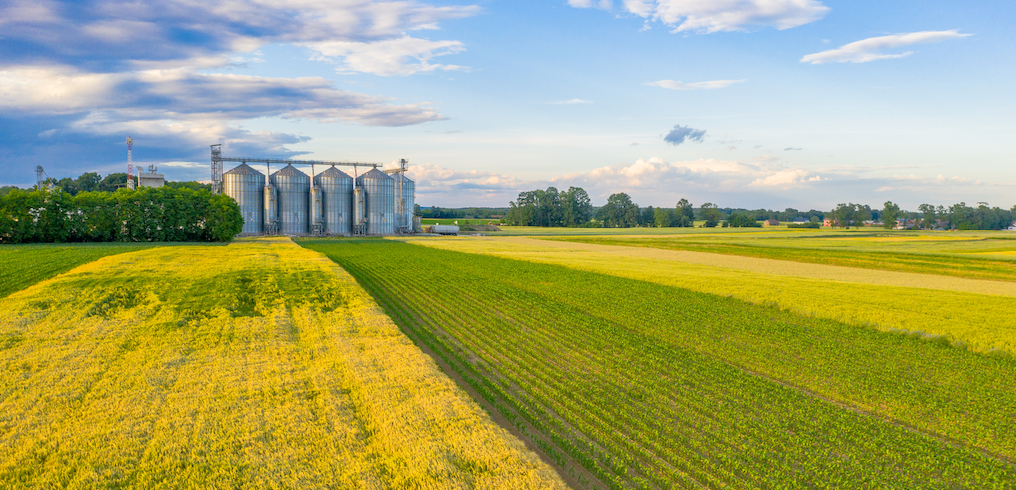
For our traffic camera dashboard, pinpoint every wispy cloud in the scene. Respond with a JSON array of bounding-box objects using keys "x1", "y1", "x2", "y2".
[
  {"x1": 664, "y1": 125, "x2": 706, "y2": 145},
  {"x1": 305, "y1": 36, "x2": 468, "y2": 76},
  {"x1": 0, "y1": 66, "x2": 443, "y2": 126},
  {"x1": 568, "y1": 0, "x2": 829, "y2": 33},
  {"x1": 645, "y1": 79, "x2": 746, "y2": 90},
  {"x1": 801, "y1": 30, "x2": 971, "y2": 64}
]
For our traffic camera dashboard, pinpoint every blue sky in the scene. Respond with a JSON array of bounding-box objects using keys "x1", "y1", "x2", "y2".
[{"x1": 2, "y1": 0, "x2": 1013, "y2": 209}]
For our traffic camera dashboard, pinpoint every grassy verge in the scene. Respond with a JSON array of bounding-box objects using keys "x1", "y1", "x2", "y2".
[{"x1": 0, "y1": 242, "x2": 168, "y2": 298}]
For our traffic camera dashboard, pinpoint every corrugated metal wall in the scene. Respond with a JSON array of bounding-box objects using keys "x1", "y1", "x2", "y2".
[
  {"x1": 270, "y1": 164, "x2": 309, "y2": 235},
  {"x1": 316, "y1": 166, "x2": 353, "y2": 235},
  {"x1": 223, "y1": 163, "x2": 264, "y2": 235},
  {"x1": 357, "y1": 169, "x2": 395, "y2": 235}
]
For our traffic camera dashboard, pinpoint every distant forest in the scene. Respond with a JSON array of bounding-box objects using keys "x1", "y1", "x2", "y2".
[{"x1": 500, "y1": 186, "x2": 1016, "y2": 231}]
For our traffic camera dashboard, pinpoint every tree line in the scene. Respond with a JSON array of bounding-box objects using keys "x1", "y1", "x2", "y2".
[
  {"x1": 503, "y1": 187, "x2": 1016, "y2": 231},
  {"x1": 505, "y1": 188, "x2": 709, "y2": 228},
  {"x1": 1, "y1": 186, "x2": 243, "y2": 244}
]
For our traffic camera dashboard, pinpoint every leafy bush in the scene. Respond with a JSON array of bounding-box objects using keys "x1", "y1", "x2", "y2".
[{"x1": 0, "y1": 187, "x2": 242, "y2": 243}]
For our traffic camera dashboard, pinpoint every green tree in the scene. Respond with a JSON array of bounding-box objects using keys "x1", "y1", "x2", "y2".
[
  {"x1": 882, "y1": 201, "x2": 900, "y2": 229},
  {"x1": 700, "y1": 203, "x2": 722, "y2": 227},
  {"x1": 597, "y1": 193, "x2": 639, "y2": 228},
  {"x1": 917, "y1": 203, "x2": 937, "y2": 229},
  {"x1": 676, "y1": 198, "x2": 694, "y2": 226},
  {"x1": 560, "y1": 187, "x2": 592, "y2": 226},
  {"x1": 727, "y1": 211, "x2": 760, "y2": 228},
  {"x1": 654, "y1": 208, "x2": 674, "y2": 227}
]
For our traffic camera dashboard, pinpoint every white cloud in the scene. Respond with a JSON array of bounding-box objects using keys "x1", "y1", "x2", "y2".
[
  {"x1": 0, "y1": 0, "x2": 481, "y2": 71},
  {"x1": 645, "y1": 79, "x2": 745, "y2": 90},
  {"x1": 570, "y1": 0, "x2": 829, "y2": 33},
  {"x1": 801, "y1": 30, "x2": 971, "y2": 64},
  {"x1": 751, "y1": 168, "x2": 820, "y2": 186},
  {"x1": 305, "y1": 36, "x2": 467, "y2": 76},
  {"x1": 0, "y1": 66, "x2": 442, "y2": 127}
]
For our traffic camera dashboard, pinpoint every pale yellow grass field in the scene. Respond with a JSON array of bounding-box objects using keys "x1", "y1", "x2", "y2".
[
  {"x1": 0, "y1": 238, "x2": 565, "y2": 489},
  {"x1": 399, "y1": 236, "x2": 1016, "y2": 355}
]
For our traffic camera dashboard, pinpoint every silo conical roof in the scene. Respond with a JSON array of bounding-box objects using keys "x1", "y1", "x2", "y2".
[
  {"x1": 317, "y1": 166, "x2": 351, "y2": 181},
  {"x1": 272, "y1": 164, "x2": 307, "y2": 178},
  {"x1": 357, "y1": 168, "x2": 392, "y2": 181},
  {"x1": 223, "y1": 163, "x2": 264, "y2": 176}
]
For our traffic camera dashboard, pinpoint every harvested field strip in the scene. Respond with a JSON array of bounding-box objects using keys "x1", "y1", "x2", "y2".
[
  {"x1": 402, "y1": 236, "x2": 1016, "y2": 355},
  {"x1": 304, "y1": 238, "x2": 1016, "y2": 489},
  {"x1": 0, "y1": 243, "x2": 165, "y2": 298},
  {"x1": 0, "y1": 238, "x2": 564, "y2": 489},
  {"x1": 547, "y1": 235, "x2": 1016, "y2": 282}
]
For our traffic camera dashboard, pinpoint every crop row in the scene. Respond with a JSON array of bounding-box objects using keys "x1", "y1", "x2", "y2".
[{"x1": 305, "y1": 238, "x2": 1016, "y2": 489}]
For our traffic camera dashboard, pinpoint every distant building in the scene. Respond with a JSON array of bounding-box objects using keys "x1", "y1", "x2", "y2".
[
  {"x1": 1008, "y1": 221, "x2": 1016, "y2": 231},
  {"x1": 823, "y1": 219, "x2": 834, "y2": 227},
  {"x1": 762, "y1": 219, "x2": 779, "y2": 227},
  {"x1": 895, "y1": 219, "x2": 917, "y2": 230},
  {"x1": 137, "y1": 165, "x2": 165, "y2": 188},
  {"x1": 792, "y1": 218, "x2": 809, "y2": 224}
]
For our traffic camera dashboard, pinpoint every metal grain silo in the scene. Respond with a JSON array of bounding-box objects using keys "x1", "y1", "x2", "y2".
[
  {"x1": 223, "y1": 163, "x2": 264, "y2": 235},
  {"x1": 315, "y1": 166, "x2": 353, "y2": 235},
  {"x1": 270, "y1": 164, "x2": 309, "y2": 235},
  {"x1": 392, "y1": 173, "x2": 415, "y2": 232},
  {"x1": 356, "y1": 168, "x2": 395, "y2": 235}
]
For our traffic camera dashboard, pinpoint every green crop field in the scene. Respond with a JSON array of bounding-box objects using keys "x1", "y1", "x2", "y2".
[
  {"x1": 0, "y1": 242, "x2": 165, "y2": 298},
  {"x1": 547, "y1": 232, "x2": 1016, "y2": 281},
  {"x1": 303, "y1": 238, "x2": 1016, "y2": 489},
  {"x1": 403, "y1": 236, "x2": 1016, "y2": 355}
]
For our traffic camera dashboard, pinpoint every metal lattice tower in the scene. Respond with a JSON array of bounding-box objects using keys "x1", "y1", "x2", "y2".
[
  {"x1": 394, "y1": 159, "x2": 408, "y2": 232},
  {"x1": 126, "y1": 136, "x2": 135, "y2": 190},
  {"x1": 35, "y1": 166, "x2": 47, "y2": 191},
  {"x1": 210, "y1": 144, "x2": 223, "y2": 194}
]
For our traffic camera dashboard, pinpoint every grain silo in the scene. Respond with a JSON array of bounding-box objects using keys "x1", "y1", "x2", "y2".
[
  {"x1": 212, "y1": 146, "x2": 416, "y2": 237},
  {"x1": 315, "y1": 166, "x2": 353, "y2": 235},
  {"x1": 222, "y1": 163, "x2": 264, "y2": 235},
  {"x1": 392, "y1": 173, "x2": 415, "y2": 232},
  {"x1": 356, "y1": 168, "x2": 395, "y2": 235},
  {"x1": 270, "y1": 164, "x2": 309, "y2": 235}
]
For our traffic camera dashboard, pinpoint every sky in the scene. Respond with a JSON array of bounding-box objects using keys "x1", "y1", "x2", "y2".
[{"x1": 1, "y1": 0, "x2": 1014, "y2": 210}]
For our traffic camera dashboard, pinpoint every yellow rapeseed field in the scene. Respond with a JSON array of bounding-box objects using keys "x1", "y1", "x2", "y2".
[
  {"x1": 0, "y1": 237, "x2": 565, "y2": 488},
  {"x1": 401, "y1": 236, "x2": 1016, "y2": 355}
]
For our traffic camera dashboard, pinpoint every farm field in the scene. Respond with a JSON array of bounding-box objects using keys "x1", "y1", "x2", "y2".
[
  {"x1": 402, "y1": 236, "x2": 1016, "y2": 355},
  {"x1": 548, "y1": 232, "x2": 1016, "y2": 281},
  {"x1": 0, "y1": 242, "x2": 165, "y2": 298},
  {"x1": 0, "y1": 238, "x2": 564, "y2": 488},
  {"x1": 302, "y1": 238, "x2": 1016, "y2": 489}
]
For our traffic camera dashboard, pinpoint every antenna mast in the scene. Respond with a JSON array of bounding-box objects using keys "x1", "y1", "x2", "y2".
[{"x1": 126, "y1": 136, "x2": 135, "y2": 190}]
